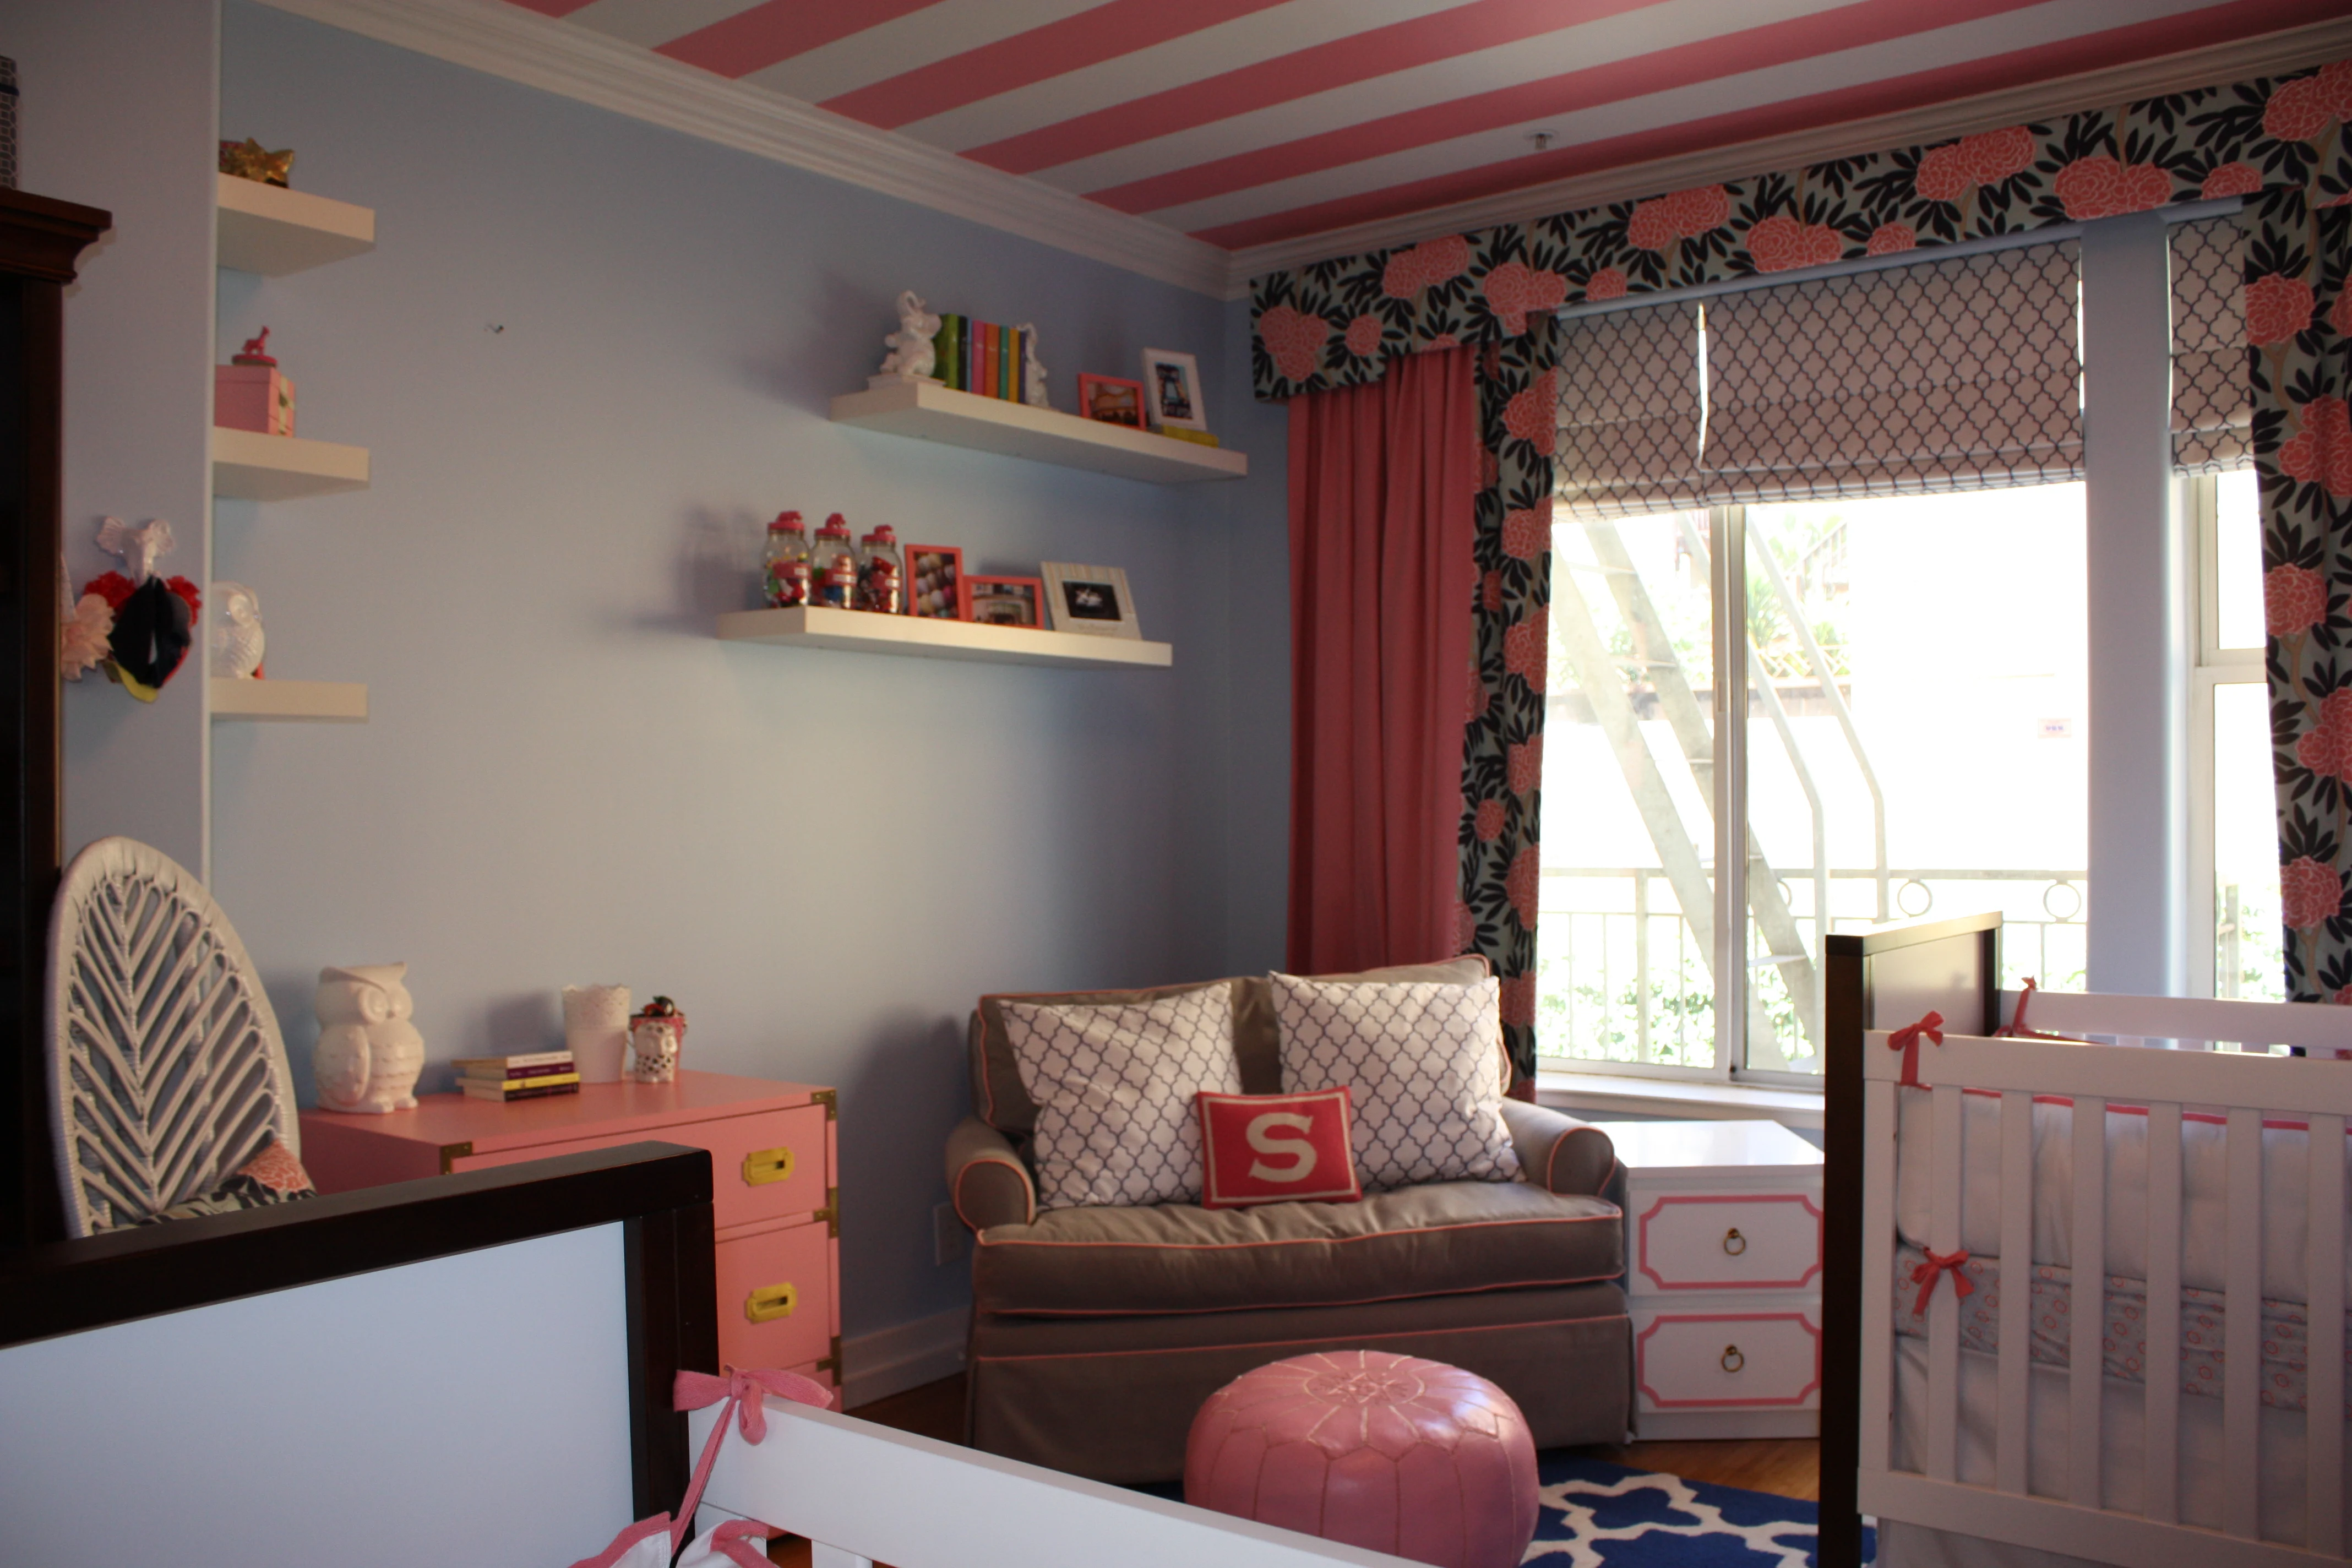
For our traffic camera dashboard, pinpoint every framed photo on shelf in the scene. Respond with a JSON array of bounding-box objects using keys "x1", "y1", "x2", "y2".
[
  {"x1": 1040, "y1": 562, "x2": 1140, "y2": 639},
  {"x1": 907, "y1": 545, "x2": 968, "y2": 620},
  {"x1": 967, "y1": 575, "x2": 1046, "y2": 629},
  {"x1": 1139, "y1": 349, "x2": 1206, "y2": 431},
  {"x1": 1076, "y1": 374, "x2": 1147, "y2": 429}
]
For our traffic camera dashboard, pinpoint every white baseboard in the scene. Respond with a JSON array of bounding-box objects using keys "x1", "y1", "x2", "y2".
[{"x1": 841, "y1": 1306, "x2": 967, "y2": 1410}]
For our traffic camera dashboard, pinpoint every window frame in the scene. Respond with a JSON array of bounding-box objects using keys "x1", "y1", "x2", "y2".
[{"x1": 2186, "y1": 469, "x2": 2267, "y2": 1000}]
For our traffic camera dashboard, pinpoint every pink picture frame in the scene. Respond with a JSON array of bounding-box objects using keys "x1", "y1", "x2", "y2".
[
  {"x1": 1077, "y1": 374, "x2": 1147, "y2": 429},
  {"x1": 907, "y1": 545, "x2": 969, "y2": 620}
]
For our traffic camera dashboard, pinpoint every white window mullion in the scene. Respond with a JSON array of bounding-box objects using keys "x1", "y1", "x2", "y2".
[{"x1": 1712, "y1": 503, "x2": 1747, "y2": 1081}]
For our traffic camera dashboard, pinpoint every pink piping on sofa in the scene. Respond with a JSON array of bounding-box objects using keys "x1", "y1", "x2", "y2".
[
  {"x1": 954, "y1": 1155, "x2": 1036, "y2": 1231},
  {"x1": 974, "y1": 1209, "x2": 1617, "y2": 1254},
  {"x1": 982, "y1": 1273, "x2": 1626, "y2": 1317},
  {"x1": 971, "y1": 1312, "x2": 1632, "y2": 1364},
  {"x1": 1286, "y1": 344, "x2": 1478, "y2": 974}
]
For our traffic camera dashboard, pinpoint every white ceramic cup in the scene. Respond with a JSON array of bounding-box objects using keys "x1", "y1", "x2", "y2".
[{"x1": 562, "y1": 984, "x2": 631, "y2": 1083}]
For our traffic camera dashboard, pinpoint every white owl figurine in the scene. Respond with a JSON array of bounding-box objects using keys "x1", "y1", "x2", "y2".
[
  {"x1": 313, "y1": 962, "x2": 426, "y2": 1114},
  {"x1": 208, "y1": 580, "x2": 265, "y2": 679}
]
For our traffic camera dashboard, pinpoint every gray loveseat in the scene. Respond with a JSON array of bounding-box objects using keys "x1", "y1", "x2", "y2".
[{"x1": 943, "y1": 957, "x2": 1633, "y2": 1483}]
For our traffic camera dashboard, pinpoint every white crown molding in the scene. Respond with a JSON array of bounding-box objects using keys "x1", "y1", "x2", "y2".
[
  {"x1": 1224, "y1": 15, "x2": 2352, "y2": 294},
  {"x1": 253, "y1": 0, "x2": 1235, "y2": 298}
]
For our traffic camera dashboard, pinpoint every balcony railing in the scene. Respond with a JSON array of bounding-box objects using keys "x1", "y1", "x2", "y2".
[{"x1": 1534, "y1": 866, "x2": 2089, "y2": 1073}]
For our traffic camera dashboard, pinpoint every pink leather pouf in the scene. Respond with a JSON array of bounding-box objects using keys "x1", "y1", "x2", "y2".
[{"x1": 1184, "y1": 1350, "x2": 1539, "y2": 1568}]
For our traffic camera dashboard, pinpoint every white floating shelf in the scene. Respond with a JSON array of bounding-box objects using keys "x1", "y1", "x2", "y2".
[
  {"x1": 212, "y1": 426, "x2": 371, "y2": 501},
  {"x1": 718, "y1": 605, "x2": 1172, "y2": 669},
  {"x1": 210, "y1": 678, "x2": 368, "y2": 722},
  {"x1": 215, "y1": 173, "x2": 375, "y2": 274},
  {"x1": 829, "y1": 380, "x2": 1246, "y2": 484}
]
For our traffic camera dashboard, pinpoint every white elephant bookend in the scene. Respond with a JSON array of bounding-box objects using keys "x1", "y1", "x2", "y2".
[{"x1": 313, "y1": 962, "x2": 426, "y2": 1114}]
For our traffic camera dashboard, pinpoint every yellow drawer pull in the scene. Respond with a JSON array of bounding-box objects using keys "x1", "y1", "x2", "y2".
[
  {"x1": 1723, "y1": 1227, "x2": 1747, "y2": 1256},
  {"x1": 745, "y1": 1282, "x2": 798, "y2": 1324},
  {"x1": 1721, "y1": 1344, "x2": 1745, "y2": 1374},
  {"x1": 742, "y1": 1145, "x2": 796, "y2": 1186}
]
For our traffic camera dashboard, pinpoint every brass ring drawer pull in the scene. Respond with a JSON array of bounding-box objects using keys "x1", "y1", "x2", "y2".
[
  {"x1": 745, "y1": 1282, "x2": 798, "y2": 1324},
  {"x1": 1723, "y1": 1227, "x2": 1746, "y2": 1256},
  {"x1": 1721, "y1": 1344, "x2": 1745, "y2": 1374},
  {"x1": 742, "y1": 1145, "x2": 796, "y2": 1186}
]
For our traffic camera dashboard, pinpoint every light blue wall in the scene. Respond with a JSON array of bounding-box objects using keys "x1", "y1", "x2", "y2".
[
  {"x1": 12, "y1": 0, "x2": 220, "y2": 876},
  {"x1": 203, "y1": 3, "x2": 1288, "y2": 1340}
]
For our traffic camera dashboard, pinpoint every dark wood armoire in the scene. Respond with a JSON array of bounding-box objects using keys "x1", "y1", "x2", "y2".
[{"x1": 0, "y1": 187, "x2": 110, "y2": 1250}]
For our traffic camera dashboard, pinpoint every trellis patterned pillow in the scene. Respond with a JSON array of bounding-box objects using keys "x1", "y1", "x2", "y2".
[
  {"x1": 1002, "y1": 984, "x2": 1241, "y2": 1210},
  {"x1": 1271, "y1": 973, "x2": 1520, "y2": 1192}
]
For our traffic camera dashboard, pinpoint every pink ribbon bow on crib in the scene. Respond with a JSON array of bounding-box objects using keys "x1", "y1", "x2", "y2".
[
  {"x1": 1909, "y1": 1248, "x2": 1975, "y2": 1316},
  {"x1": 1887, "y1": 1011, "x2": 1945, "y2": 1088},
  {"x1": 676, "y1": 1365, "x2": 836, "y2": 1446},
  {"x1": 568, "y1": 1366, "x2": 835, "y2": 1568}
]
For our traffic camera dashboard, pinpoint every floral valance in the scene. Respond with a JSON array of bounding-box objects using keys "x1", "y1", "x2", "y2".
[{"x1": 1251, "y1": 57, "x2": 2352, "y2": 400}]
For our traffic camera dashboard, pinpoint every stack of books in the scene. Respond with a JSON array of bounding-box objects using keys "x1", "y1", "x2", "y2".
[
  {"x1": 929, "y1": 315, "x2": 1030, "y2": 402},
  {"x1": 453, "y1": 1050, "x2": 580, "y2": 1102}
]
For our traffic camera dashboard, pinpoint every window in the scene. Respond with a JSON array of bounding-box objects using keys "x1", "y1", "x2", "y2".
[
  {"x1": 2193, "y1": 469, "x2": 2281, "y2": 1000},
  {"x1": 1538, "y1": 241, "x2": 2090, "y2": 1080},
  {"x1": 2171, "y1": 215, "x2": 2279, "y2": 1001},
  {"x1": 1540, "y1": 489, "x2": 2088, "y2": 1077}
]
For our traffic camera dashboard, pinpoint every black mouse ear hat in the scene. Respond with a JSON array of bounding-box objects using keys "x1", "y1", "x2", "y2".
[{"x1": 81, "y1": 570, "x2": 201, "y2": 702}]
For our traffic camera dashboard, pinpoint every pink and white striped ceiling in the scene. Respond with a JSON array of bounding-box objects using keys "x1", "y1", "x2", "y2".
[{"x1": 504, "y1": 0, "x2": 2343, "y2": 254}]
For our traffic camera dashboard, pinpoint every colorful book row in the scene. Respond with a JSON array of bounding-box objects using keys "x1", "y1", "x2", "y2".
[{"x1": 932, "y1": 315, "x2": 1027, "y2": 402}]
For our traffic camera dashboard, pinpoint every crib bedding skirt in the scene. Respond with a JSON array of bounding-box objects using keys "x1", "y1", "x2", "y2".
[
  {"x1": 1882, "y1": 1338, "x2": 2352, "y2": 1566},
  {"x1": 1893, "y1": 1090, "x2": 2352, "y2": 1304},
  {"x1": 1890, "y1": 1243, "x2": 2350, "y2": 1418}
]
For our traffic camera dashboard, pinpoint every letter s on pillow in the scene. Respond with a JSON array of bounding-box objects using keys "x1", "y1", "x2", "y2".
[
  {"x1": 1246, "y1": 1112, "x2": 1318, "y2": 1182},
  {"x1": 1195, "y1": 1088, "x2": 1362, "y2": 1208}
]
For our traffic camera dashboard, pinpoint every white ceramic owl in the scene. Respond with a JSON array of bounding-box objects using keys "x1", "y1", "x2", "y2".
[
  {"x1": 208, "y1": 580, "x2": 265, "y2": 678},
  {"x1": 313, "y1": 962, "x2": 426, "y2": 1114}
]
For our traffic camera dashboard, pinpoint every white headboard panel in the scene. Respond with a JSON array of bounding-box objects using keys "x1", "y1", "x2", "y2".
[{"x1": 0, "y1": 1223, "x2": 633, "y2": 1565}]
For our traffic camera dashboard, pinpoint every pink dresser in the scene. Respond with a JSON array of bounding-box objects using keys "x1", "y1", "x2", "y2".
[{"x1": 300, "y1": 1070, "x2": 841, "y2": 1392}]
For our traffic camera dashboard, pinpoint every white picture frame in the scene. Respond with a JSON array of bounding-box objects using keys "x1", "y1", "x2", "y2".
[
  {"x1": 1039, "y1": 562, "x2": 1141, "y2": 640},
  {"x1": 1138, "y1": 348, "x2": 1206, "y2": 432}
]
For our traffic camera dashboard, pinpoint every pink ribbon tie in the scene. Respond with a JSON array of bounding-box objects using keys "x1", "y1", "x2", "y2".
[
  {"x1": 657, "y1": 1367, "x2": 836, "y2": 1554},
  {"x1": 675, "y1": 1365, "x2": 835, "y2": 1444},
  {"x1": 1909, "y1": 1248, "x2": 1975, "y2": 1316},
  {"x1": 1887, "y1": 1011, "x2": 1945, "y2": 1087},
  {"x1": 1995, "y1": 977, "x2": 2078, "y2": 1042}
]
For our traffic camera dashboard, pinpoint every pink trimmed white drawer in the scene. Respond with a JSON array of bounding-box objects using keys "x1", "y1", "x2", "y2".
[
  {"x1": 300, "y1": 1069, "x2": 840, "y2": 1392},
  {"x1": 1589, "y1": 1118, "x2": 1825, "y2": 1440}
]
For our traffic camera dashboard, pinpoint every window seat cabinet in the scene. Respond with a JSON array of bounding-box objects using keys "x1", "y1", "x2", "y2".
[{"x1": 299, "y1": 1069, "x2": 840, "y2": 1389}]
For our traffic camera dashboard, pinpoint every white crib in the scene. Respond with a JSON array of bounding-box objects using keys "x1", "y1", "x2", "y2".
[
  {"x1": 692, "y1": 1397, "x2": 1421, "y2": 1568},
  {"x1": 1857, "y1": 988, "x2": 2351, "y2": 1567}
]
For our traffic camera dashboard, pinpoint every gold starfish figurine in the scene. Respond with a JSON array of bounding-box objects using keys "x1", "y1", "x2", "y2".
[{"x1": 218, "y1": 138, "x2": 293, "y2": 187}]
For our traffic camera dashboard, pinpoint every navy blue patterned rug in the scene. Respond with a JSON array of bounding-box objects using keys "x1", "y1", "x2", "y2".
[
  {"x1": 1131, "y1": 1454, "x2": 1868, "y2": 1566},
  {"x1": 1526, "y1": 1456, "x2": 1871, "y2": 1567}
]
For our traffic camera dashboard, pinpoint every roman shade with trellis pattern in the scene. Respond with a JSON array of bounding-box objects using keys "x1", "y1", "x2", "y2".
[
  {"x1": 2170, "y1": 213, "x2": 2253, "y2": 475},
  {"x1": 1553, "y1": 302, "x2": 1703, "y2": 520},
  {"x1": 1701, "y1": 242, "x2": 2084, "y2": 504}
]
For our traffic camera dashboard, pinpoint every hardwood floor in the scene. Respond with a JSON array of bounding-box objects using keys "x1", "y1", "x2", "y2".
[{"x1": 842, "y1": 1374, "x2": 1820, "y2": 1499}]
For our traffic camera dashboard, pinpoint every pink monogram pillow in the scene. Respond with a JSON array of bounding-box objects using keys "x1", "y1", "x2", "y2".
[{"x1": 1271, "y1": 973, "x2": 1520, "y2": 1192}]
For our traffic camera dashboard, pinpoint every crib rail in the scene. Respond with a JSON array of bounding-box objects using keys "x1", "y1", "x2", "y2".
[
  {"x1": 1999, "y1": 987, "x2": 2352, "y2": 1053},
  {"x1": 692, "y1": 1398, "x2": 1425, "y2": 1568},
  {"x1": 1860, "y1": 1027, "x2": 2351, "y2": 1567}
]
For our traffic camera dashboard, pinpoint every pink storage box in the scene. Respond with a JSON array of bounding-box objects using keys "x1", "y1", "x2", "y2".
[{"x1": 215, "y1": 362, "x2": 295, "y2": 435}]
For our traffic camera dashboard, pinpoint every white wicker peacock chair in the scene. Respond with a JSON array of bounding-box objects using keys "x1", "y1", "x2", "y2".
[{"x1": 46, "y1": 836, "x2": 298, "y2": 1236}]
